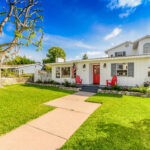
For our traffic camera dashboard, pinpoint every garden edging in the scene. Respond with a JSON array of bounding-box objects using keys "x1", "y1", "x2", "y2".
[{"x1": 98, "y1": 89, "x2": 150, "y2": 97}]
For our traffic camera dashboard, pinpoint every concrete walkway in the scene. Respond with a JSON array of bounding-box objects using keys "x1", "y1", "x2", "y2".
[{"x1": 0, "y1": 91, "x2": 100, "y2": 150}]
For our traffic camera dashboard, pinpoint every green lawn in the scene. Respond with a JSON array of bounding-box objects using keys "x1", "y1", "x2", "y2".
[
  {"x1": 61, "y1": 94, "x2": 150, "y2": 150},
  {"x1": 0, "y1": 84, "x2": 74, "y2": 136}
]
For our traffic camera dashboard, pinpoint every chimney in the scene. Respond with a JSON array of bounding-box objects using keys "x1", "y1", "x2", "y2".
[{"x1": 55, "y1": 58, "x2": 65, "y2": 63}]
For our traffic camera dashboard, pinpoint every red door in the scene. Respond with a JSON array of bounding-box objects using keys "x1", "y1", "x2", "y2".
[{"x1": 93, "y1": 65, "x2": 100, "y2": 84}]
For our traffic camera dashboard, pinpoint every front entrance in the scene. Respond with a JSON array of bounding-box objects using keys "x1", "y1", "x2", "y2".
[{"x1": 93, "y1": 65, "x2": 100, "y2": 84}]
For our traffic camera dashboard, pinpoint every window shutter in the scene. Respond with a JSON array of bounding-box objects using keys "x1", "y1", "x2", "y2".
[
  {"x1": 128, "y1": 63, "x2": 134, "y2": 77},
  {"x1": 123, "y1": 51, "x2": 126, "y2": 56},
  {"x1": 115, "y1": 52, "x2": 117, "y2": 57},
  {"x1": 111, "y1": 64, "x2": 116, "y2": 76}
]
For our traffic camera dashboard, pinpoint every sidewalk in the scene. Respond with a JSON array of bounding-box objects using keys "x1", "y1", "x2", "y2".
[{"x1": 0, "y1": 91, "x2": 100, "y2": 150}]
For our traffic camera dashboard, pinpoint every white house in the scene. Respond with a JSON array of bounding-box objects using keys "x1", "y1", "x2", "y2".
[
  {"x1": 49, "y1": 35, "x2": 150, "y2": 87},
  {"x1": 1, "y1": 63, "x2": 42, "y2": 76}
]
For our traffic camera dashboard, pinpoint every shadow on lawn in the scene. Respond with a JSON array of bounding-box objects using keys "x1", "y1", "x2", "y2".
[
  {"x1": 95, "y1": 119, "x2": 150, "y2": 150},
  {"x1": 21, "y1": 83, "x2": 74, "y2": 94},
  {"x1": 64, "y1": 119, "x2": 150, "y2": 150}
]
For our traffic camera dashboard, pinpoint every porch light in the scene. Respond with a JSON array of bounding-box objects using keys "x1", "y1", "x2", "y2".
[
  {"x1": 83, "y1": 64, "x2": 86, "y2": 69},
  {"x1": 103, "y1": 63, "x2": 107, "y2": 68}
]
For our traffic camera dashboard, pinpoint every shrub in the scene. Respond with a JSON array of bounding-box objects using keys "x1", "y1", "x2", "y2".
[
  {"x1": 70, "y1": 83, "x2": 76, "y2": 87},
  {"x1": 104, "y1": 85, "x2": 122, "y2": 91},
  {"x1": 63, "y1": 80, "x2": 71, "y2": 87},
  {"x1": 111, "y1": 85, "x2": 122, "y2": 91},
  {"x1": 49, "y1": 80, "x2": 55, "y2": 84},
  {"x1": 129, "y1": 86, "x2": 148, "y2": 93},
  {"x1": 144, "y1": 81, "x2": 150, "y2": 87},
  {"x1": 36, "y1": 79, "x2": 42, "y2": 83}
]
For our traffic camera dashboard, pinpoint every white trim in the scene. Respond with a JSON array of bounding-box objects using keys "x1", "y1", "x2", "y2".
[{"x1": 48, "y1": 55, "x2": 150, "y2": 66}]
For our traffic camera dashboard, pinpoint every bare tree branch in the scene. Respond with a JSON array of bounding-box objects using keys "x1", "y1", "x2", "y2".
[{"x1": 0, "y1": 3, "x2": 14, "y2": 34}]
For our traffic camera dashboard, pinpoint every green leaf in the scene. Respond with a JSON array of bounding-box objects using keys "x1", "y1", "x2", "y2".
[
  {"x1": 29, "y1": 32, "x2": 36, "y2": 39},
  {"x1": 15, "y1": 30, "x2": 23, "y2": 38},
  {"x1": 0, "y1": 12, "x2": 7, "y2": 16}
]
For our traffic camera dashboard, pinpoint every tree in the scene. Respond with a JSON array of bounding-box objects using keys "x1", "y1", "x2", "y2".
[
  {"x1": 0, "y1": 0, "x2": 43, "y2": 86},
  {"x1": 6, "y1": 56, "x2": 35, "y2": 65},
  {"x1": 82, "y1": 53, "x2": 88, "y2": 60},
  {"x1": 43, "y1": 47, "x2": 66, "y2": 63}
]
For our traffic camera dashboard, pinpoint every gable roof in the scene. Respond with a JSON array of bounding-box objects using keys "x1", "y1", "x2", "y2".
[{"x1": 105, "y1": 35, "x2": 150, "y2": 54}]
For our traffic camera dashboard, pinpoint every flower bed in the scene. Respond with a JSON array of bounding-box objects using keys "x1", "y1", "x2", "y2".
[
  {"x1": 98, "y1": 89, "x2": 150, "y2": 97},
  {"x1": 28, "y1": 82, "x2": 80, "y2": 92}
]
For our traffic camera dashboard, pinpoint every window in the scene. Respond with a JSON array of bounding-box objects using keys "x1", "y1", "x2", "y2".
[
  {"x1": 116, "y1": 63, "x2": 128, "y2": 76},
  {"x1": 61, "y1": 67, "x2": 70, "y2": 78},
  {"x1": 111, "y1": 63, "x2": 134, "y2": 77},
  {"x1": 143, "y1": 43, "x2": 150, "y2": 54},
  {"x1": 56, "y1": 67, "x2": 60, "y2": 78},
  {"x1": 115, "y1": 51, "x2": 126, "y2": 57}
]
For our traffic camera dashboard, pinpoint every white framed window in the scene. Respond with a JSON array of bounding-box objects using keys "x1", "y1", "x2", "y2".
[
  {"x1": 116, "y1": 63, "x2": 128, "y2": 76},
  {"x1": 61, "y1": 67, "x2": 71, "y2": 78},
  {"x1": 143, "y1": 43, "x2": 150, "y2": 54},
  {"x1": 56, "y1": 67, "x2": 60, "y2": 78},
  {"x1": 115, "y1": 51, "x2": 126, "y2": 57},
  {"x1": 111, "y1": 63, "x2": 134, "y2": 77}
]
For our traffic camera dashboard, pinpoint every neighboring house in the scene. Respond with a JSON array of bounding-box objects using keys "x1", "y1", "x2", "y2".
[
  {"x1": 1, "y1": 63, "x2": 42, "y2": 76},
  {"x1": 49, "y1": 35, "x2": 150, "y2": 87}
]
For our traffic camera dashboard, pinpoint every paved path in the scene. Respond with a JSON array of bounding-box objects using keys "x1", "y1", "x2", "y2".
[{"x1": 0, "y1": 91, "x2": 100, "y2": 150}]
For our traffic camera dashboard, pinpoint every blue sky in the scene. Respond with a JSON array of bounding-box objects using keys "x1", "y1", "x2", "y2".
[{"x1": 1, "y1": 0, "x2": 150, "y2": 61}]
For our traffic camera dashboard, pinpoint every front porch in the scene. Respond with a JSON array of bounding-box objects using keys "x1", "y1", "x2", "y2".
[{"x1": 76, "y1": 84, "x2": 103, "y2": 93}]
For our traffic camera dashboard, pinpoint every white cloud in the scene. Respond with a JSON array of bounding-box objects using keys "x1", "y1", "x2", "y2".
[
  {"x1": 108, "y1": 0, "x2": 143, "y2": 18},
  {"x1": 104, "y1": 27, "x2": 122, "y2": 40},
  {"x1": 118, "y1": 0, "x2": 142, "y2": 7},
  {"x1": 119, "y1": 8, "x2": 136, "y2": 18},
  {"x1": 43, "y1": 33, "x2": 98, "y2": 50},
  {"x1": 108, "y1": 0, "x2": 142, "y2": 9}
]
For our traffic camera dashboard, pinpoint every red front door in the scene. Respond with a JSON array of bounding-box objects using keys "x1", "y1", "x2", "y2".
[{"x1": 93, "y1": 65, "x2": 100, "y2": 84}]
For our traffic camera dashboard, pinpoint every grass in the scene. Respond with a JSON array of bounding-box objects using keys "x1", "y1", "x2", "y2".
[
  {"x1": 0, "y1": 84, "x2": 74, "y2": 136},
  {"x1": 61, "y1": 94, "x2": 150, "y2": 150}
]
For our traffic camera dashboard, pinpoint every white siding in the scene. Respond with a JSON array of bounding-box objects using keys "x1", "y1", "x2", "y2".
[
  {"x1": 107, "y1": 43, "x2": 138, "y2": 57},
  {"x1": 137, "y1": 37, "x2": 150, "y2": 55},
  {"x1": 51, "y1": 57, "x2": 150, "y2": 86},
  {"x1": 100, "y1": 58, "x2": 150, "y2": 86},
  {"x1": 107, "y1": 37, "x2": 150, "y2": 57},
  {"x1": 18, "y1": 64, "x2": 42, "y2": 74},
  {"x1": 76, "y1": 63, "x2": 90, "y2": 84}
]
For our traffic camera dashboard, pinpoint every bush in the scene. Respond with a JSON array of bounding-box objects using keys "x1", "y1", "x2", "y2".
[
  {"x1": 46, "y1": 80, "x2": 60, "y2": 85},
  {"x1": 144, "y1": 81, "x2": 150, "y2": 87},
  {"x1": 129, "y1": 86, "x2": 148, "y2": 94},
  {"x1": 63, "y1": 80, "x2": 71, "y2": 87},
  {"x1": 104, "y1": 85, "x2": 122, "y2": 91},
  {"x1": 1, "y1": 69, "x2": 18, "y2": 77},
  {"x1": 36, "y1": 79, "x2": 42, "y2": 83},
  {"x1": 70, "y1": 83, "x2": 76, "y2": 88},
  {"x1": 111, "y1": 85, "x2": 122, "y2": 91}
]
